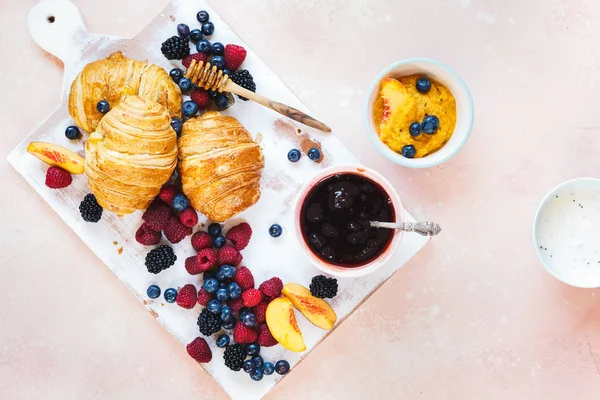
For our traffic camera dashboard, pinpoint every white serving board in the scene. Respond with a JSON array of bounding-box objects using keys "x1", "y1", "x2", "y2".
[{"x1": 8, "y1": 0, "x2": 429, "y2": 398}]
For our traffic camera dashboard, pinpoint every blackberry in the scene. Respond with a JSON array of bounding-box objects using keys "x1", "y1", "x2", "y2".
[
  {"x1": 79, "y1": 194, "x2": 103, "y2": 222},
  {"x1": 197, "y1": 308, "x2": 222, "y2": 336},
  {"x1": 309, "y1": 275, "x2": 338, "y2": 299},
  {"x1": 230, "y1": 69, "x2": 256, "y2": 101},
  {"x1": 223, "y1": 344, "x2": 247, "y2": 371},
  {"x1": 160, "y1": 36, "x2": 190, "y2": 60},
  {"x1": 145, "y1": 245, "x2": 176, "y2": 274}
]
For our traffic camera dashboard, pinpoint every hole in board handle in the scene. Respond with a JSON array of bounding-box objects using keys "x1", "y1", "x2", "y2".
[{"x1": 47, "y1": 15, "x2": 55, "y2": 23}]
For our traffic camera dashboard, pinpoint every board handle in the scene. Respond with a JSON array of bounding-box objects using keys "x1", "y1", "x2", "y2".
[{"x1": 27, "y1": 0, "x2": 91, "y2": 65}]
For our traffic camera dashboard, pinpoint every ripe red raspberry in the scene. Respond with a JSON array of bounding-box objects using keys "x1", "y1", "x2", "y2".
[
  {"x1": 225, "y1": 222, "x2": 252, "y2": 251},
  {"x1": 179, "y1": 207, "x2": 198, "y2": 227},
  {"x1": 257, "y1": 323, "x2": 278, "y2": 347},
  {"x1": 45, "y1": 166, "x2": 72, "y2": 189},
  {"x1": 228, "y1": 297, "x2": 244, "y2": 313},
  {"x1": 217, "y1": 245, "x2": 242, "y2": 266},
  {"x1": 182, "y1": 52, "x2": 208, "y2": 68},
  {"x1": 158, "y1": 185, "x2": 178, "y2": 205},
  {"x1": 190, "y1": 89, "x2": 209, "y2": 109},
  {"x1": 233, "y1": 266, "x2": 254, "y2": 290},
  {"x1": 185, "y1": 255, "x2": 201, "y2": 275},
  {"x1": 233, "y1": 321, "x2": 258, "y2": 344},
  {"x1": 242, "y1": 289, "x2": 263, "y2": 307},
  {"x1": 197, "y1": 248, "x2": 217, "y2": 271},
  {"x1": 176, "y1": 284, "x2": 198, "y2": 309},
  {"x1": 135, "y1": 223, "x2": 161, "y2": 246},
  {"x1": 252, "y1": 300, "x2": 269, "y2": 324},
  {"x1": 223, "y1": 44, "x2": 247, "y2": 72},
  {"x1": 142, "y1": 204, "x2": 171, "y2": 232},
  {"x1": 197, "y1": 287, "x2": 214, "y2": 306},
  {"x1": 259, "y1": 277, "x2": 283, "y2": 298},
  {"x1": 191, "y1": 231, "x2": 213, "y2": 251},
  {"x1": 164, "y1": 216, "x2": 192, "y2": 244},
  {"x1": 186, "y1": 337, "x2": 212, "y2": 363}
]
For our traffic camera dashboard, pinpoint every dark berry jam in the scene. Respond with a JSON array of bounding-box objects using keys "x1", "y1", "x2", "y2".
[{"x1": 300, "y1": 173, "x2": 395, "y2": 267}]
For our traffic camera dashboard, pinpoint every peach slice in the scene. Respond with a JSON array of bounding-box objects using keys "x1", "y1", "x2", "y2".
[
  {"x1": 282, "y1": 283, "x2": 337, "y2": 330},
  {"x1": 266, "y1": 297, "x2": 306, "y2": 352},
  {"x1": 27, "y1": 142, "x2": 85, "y2": 174},
  {"x1": 379, "y1": 77, "x2": 416, "y2": 129}
]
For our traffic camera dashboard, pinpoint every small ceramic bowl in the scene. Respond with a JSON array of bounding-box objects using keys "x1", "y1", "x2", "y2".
[
  {"x1": 533, "y1": 178, "x2": 600, "y2": 288},
  {"x1": 293, "y1": 164, "x2": 404, "y2": 278},
  {"x1": 364, "y1": 58, "x2": 474, "y2": 168}
]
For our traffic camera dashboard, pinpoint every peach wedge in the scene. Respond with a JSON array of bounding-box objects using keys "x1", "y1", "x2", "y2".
[
  {"x1": 27, "y1": 142, "x2": 85, "y2": 174},
  {"x1": 266, "y1": 297, "x2": 306, "y2": 352},
  {"x1": 282, "y1": 283, "x2": 337, "y2": 330}
]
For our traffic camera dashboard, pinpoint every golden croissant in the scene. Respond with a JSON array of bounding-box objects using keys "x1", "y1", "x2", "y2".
[
  {"x1": 84, "y1": 96, "x2": 178, "y2": 215},
  {"x1": 178, "y1": 112, "x2": 264, "y2": 222},
  {"x1": 69, "y1": 51, "x2": 182, "y2": 132}
]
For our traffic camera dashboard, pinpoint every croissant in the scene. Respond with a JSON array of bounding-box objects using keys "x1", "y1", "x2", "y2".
[
  {"x1": 69, "y1": 51, "x2": 182, "y2": 132},
  {"x1": 84, "y1": 96, "x2": 178, "y2": 215},
  {"x1": 178, "y1": 112, "x2": 264, "y2": 222}
]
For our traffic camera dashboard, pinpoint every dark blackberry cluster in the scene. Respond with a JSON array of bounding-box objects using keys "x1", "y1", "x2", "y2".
[
  {"x1": 230, "y1": 69, "x2": 256, "y2": 101},
  {"x1": 197, "y1": 308, "x2": 222, "y2": 336},
  {"x1": 79, "y1": 194, "x2": 103, "y2": 223},
  {"x1": 309, "y1": 275, "x2": 338, "y2": 299},
  {"x1": 223, "y1": 344, "x2": 247, "y2": 371},
  {"x1": 145, "y1": 245, "x2": 176, "y2": 274},
  {"x1": 161, "y1": 36, "x2": 190, "y2": 60}
]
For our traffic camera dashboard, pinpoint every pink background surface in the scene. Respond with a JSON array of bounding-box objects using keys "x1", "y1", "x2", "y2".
[{"x1": 2, "y1": 0, "x2": 600, "y2": 398}]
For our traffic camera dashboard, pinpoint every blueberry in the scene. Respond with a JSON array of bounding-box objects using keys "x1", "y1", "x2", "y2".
[
  {"x1": 262, "y1": 362, "x2": 275, "y2": 375},
  {"x1": 243, "y1": 360, "x2": 255, "y2": 373},
  {"x1": 216, "y1": 269, "x2": 227, "y2": 281},
  {"x1": 222, "y1": 69, "x2": 231, "y2": 76},
  {"x1": 207, "y1": 299, "x2": 223, "y2": 314},
  {"x1": 241, "y1": 312, "x2": 257, "y2": 327},
  {"x1": 201, "y1": 22, "x2": 215, "y2": 36},
  {"x1": 203, "y1": 278, "x2": 219, "y2": 293},
  {"x1": 178, "y1": 77, "x2": 192, "y2": 93},
  {"x1": 416, "y1": 77, "x2": 431, "y2": 93},
  {"x1": 217, "y1": 288, "x2": 230, "y2": 301},
  {"x1": 213, "y1": 235, "x2": 226, "y2": 248},
  {"x1": 177, "y1": 23, "x2": 190, "y2": 38},
  {"x1": 307, "y1": 147, "x2": 321, "y2": 161},
  {"x1": 218, "y1": 281, "x2": 227, "y2": 289},
  {"x1": 207, "y1": 223, "x2": 222, "y2": 237},
  {"x1": 182, "y1": 100, "x2": 199, "y2": 117},
  {"x1": 246, "y1": 343, "x2": 260, "y2": 356},
  {"x1": 96, "y1": 100, "x2": 110, "y2": 114},
  {"x1": 208, "y1": 90, "x2": 219, "y2": 99},
  {"x1": 169, "y1": 68, "x2": 184, "y2": 83},
  {"x1": 220, "y1": 306, "x2": 233, "y2": 320},
  {"x1": 409, "y1": 121, "x2": 422, "y2": 137},
  {"x1": 239, "y1": 308, "x2": 251, "y2": 320},
  {"x1": 269, "y1": 224, "x2": 283, "y2": 238},
  {"x1": 65, "y1": 125, "x2": 80, "y2": 140},
  {"x1": 196, "y1": 39, "x2": 211, "y2": 54},
  {"x1": 189, "y1": 29, "x2": 202, "y2": 43},
  {"x1": 196, "y1": 10, "x2": 210, "y2": 23},
  {"x1": 216, "y1": 334, "x2": 230, "y2": 348},
  {"x1": 421, "y1": 115, "x2": 439, "y2": 134},
  {"x1": 227, "y1": 282, "x2": 242, "y2": 299},
  {"x1": 401, "y1": 145, "x2": 416, "y2": 158},
  {"x1": 222, "y1": 315, "x2": 236, "y2": 329},
  {"x1": 250, "y1": 369, "x2": 264, "y2": 381},
  {"x1": 215, "y1": 94, "x2": 230, "y2": 110},
  {"x1": 287, "y1": 149, "x2": 301, "y2": 162},
  {"x1": 211, "y1": 42, "x2": 224, "y2": 55},
  {"x1": 172, "y1": 193, "x2": 189, "y2": 211},
  {"x1": 146, "y1": 285, "x2": 161, "y2": 299},
  {"x1": 252, "y1": 355, "x2": 263, "y2": 368},
  {"x1": 203, "y1": 270, "x2": 216, "y2": 281},
  {"x1": 220, "y1": 265, "x2": 236, "y2": 279},
  {"x1": 210, "y1": 55, "x2": 225, "y2": 69},
  {"x1": 164, "y1": 288, "x2": 177, "y2": 303},
  {"x1": 275, "y1": 360, "x2": 290, "y2": 375},
  {"x1": 171, "y1": 118, "x2": 182, "y2": 136}
]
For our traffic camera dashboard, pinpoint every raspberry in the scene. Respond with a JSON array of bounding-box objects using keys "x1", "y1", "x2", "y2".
[
  {"x1": 179, "y1": 207, "x2": 198, "y2": 227},
  {"x1": 191, "y1": 231, "x2": 213, "y2": 251},
  {"x1": 233, "y1": 321, "x2": 258, "y2": 344},
  {"x1": 159, "y1": 185, "x2": 178, "y2": 205},
  {"x1": 142, "y1": 204, "x2": 171, "y2": 232},
  {"x1": 227, "y1": 297, "x2": 244, "y2": 313},
  {"x1": 164, "y1": 216, "x2": 192, "y2": 244},
  {"x1": 225, "y1": 222, "x2": 252, "y2": 251},
  {"x1": 259, "y1": 277, "x2": 283, "y2": 298},
  {"x1": 135, "y1": 223, "x2": 161, "y2": 246},
  {"x1": 197, "y1": 248, "x2": 217, "y2": 271},
  {"x1": 197, "y1": 287, "x2": 214, "y2": 306},
  {"x1": 242, "y1": 289, "x2": 262, "y2": 307},
  {"x1": 257, "y1": 323, "x2": 278, "y2": 347},
  {"x1": 182, "y1": 52, "x2": 208, "y2": 68},
  {"x1": 176, "y1": 284, "x2": 198, "y2": 309},
  {"x1": 217, "y1": 245, "x2": 242, "y2": 266},
  {"x1": 190, "y1": 89, "x2": 209, "y2": 109},
  {"x1": 223, "y1": 44, "x2": 247, "y2": 72},
  {"x1": 186, "y1": 337, "x2": 212, "y2": 363},
  {"x1": 45, "y1": 166, "x2": 72, "y2": 189},
  {"x1": 252, "y1": 300, "x2": 269, "y2": 324},
  {"x1": 232, "y1": 266, "x2": 254, "y2": 290}
]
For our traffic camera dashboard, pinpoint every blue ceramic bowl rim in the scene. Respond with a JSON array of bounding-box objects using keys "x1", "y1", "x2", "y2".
[{"x1": 363, "y1": 58, "x2": 474, "y2": 168}]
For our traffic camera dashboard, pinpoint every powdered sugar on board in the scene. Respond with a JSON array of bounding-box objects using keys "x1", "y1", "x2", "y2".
[{"x1": 9, "y1": 0, "x2": 429, "y2": 399}]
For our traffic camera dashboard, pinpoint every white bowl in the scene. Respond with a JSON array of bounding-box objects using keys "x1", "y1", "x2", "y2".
[
  {"x1": 363, "y1": 58, "x2": 474, "y2": 168},
  {"x1": 293, "y1": 165, "x2": 404, "y2": 278},
  {"x1": 533, "y1": 178, "x2": 600, "y2": 288}
]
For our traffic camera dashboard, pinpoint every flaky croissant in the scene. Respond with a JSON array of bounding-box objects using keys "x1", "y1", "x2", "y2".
[
  {"x1": 84, "y1": 96, "x2": 178, "y2": 215},
  {"x1": 178, "y1": 112, "x2": 264, "y2": 222},
  {"x1": 69, "y1": 51, "x2": 182, "y2": 132}
]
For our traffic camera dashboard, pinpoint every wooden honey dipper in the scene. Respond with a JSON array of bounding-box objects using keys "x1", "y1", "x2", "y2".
[{"x1": 185, "y1": 59, "x2": 331, "y2": 133}]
